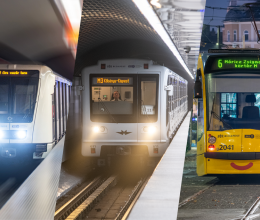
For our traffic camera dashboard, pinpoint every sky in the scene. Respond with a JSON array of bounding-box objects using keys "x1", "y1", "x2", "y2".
[{"x1": 203, "y1": 0, "x2": 230, "y2": 31}]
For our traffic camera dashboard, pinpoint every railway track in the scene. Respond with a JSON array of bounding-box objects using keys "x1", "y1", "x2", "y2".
[
  {"x1": 241, "y1": 197, "x2": 260, "y2": 220},
  {"x1": 55, "y1": 172, "x2": 149, "y2": 220}
]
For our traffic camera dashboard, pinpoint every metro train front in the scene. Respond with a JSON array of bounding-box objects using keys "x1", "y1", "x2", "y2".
[
  {"x1": 0, "y1": 64, "x2": 71, "y2": 164},
  {"x1": 81, "y1": 59, "x2": 188, "y2": 164}
]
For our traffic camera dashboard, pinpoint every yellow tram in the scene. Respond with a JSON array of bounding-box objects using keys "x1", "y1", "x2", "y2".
[{"x1": 195, "y1": 50, "x2": 260, "y2": 175}]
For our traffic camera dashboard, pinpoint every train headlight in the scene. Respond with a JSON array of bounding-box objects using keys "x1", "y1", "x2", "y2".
[
  {"x1": 0, "y1": 130, "x2": 4, "y2": 139},
  {"x1": 93, "y1": 126, "x2": 100, "y2": 133},
  {"x1": 92, "y1": 126, "x2": 106, "y2": 133},
  {"x1": 16, "y1": 130, "x2": 27, "y2": 139},
  {"x1": 144, "y1": 126, "x2": 156, "y2": 134}
]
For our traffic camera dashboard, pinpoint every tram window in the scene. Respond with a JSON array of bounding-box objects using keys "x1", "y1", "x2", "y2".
[
  {"x1": 12, "y1": 78, "x2": 38, "y2": 115},
  {"x1": 221, "y1": 93, "x2": 237, "y2": 118},
  {"x1": 206, "y1": 74, "x2": 260, "y2": 131},
  {"x1": 0, "y1": 79, "x2": 9, "y2": 114}
]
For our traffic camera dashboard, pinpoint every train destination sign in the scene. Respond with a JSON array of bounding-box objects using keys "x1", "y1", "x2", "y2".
[
  {"x1": 210, "y1": 57, "x2": 260, "y2": 72},
  {"x1": 0, "y1": 70, "x2": 28, "y2": 75},
  {"x1": 92, "y1": 77, "x2": 133, "y2": 86}
]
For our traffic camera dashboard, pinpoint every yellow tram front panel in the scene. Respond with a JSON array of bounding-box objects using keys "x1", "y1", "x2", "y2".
[
  {"x1": 207, "y1": 159, "x2": 260, "y2": 174},
  {"x1": 206, "y1": 129, "x2": 260, "y2": 174},
  {"x1": 207, "y1": 130, "x2": 241, "y2": 153},
  {"x1": 242, "y1": 129, "x2": 260, "y2": 152}
]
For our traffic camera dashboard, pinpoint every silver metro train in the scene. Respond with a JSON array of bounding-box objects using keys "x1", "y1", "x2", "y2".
[
  {"x1": 0, "y1": 64, "x2": 72, "y2": 164},
  {"x1": 70, "y1": 59, "x2": 188, "y2": 166}
]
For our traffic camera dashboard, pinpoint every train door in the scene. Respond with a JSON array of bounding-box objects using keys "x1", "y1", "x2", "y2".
[
  {"x1": 59, "y1": 82, "x2": 63, "y2": 137},
  {"x1": 52, "y1": 92, "x2": 55, "y2": 142},
  {"x1": 62, "y1": 83, "x2": 66, "y2": 133},
  {"x1": 55, "y1": 81, "x2": 60, "y2": 140}
]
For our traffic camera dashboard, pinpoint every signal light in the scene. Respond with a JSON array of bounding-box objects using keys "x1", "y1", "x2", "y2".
[
  {"x1": 91, "y1": 148, "x2": 96, "y2": 154},
  {"x1": 101, "y1": 64, "x2": 106, "y2": 69},
  {"x1": 208, "y1": 145, "x2": 215, "y2": 151},
  {"x1": 153, "y1": 147, "x2": 158, "y2": 154},
  {"x1": 144, "y1": 64, "x2": 149, "y2": 69}
]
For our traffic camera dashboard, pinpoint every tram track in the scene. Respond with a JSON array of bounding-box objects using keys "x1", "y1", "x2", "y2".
[{"x1": 241, "y1": 197, "x2": 260, "y2": 220}]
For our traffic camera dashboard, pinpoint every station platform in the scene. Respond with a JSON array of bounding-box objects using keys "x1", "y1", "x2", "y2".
[
  {"x1": 128, "y1": 112, "x2": 191, "y2": 220},
  {"x1": 0, "y1": 137, "x2": 65, "y2": 220}
]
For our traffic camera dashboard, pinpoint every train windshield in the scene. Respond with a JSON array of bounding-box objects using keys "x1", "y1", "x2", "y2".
[
  {"x1": 0, "y1": 71, "x2": 39, "y2": 123},
  {"x1": 90, "y1": 75, "x2": 158, "y2": 123},
  {"x1": 205, "y1": 73, "x2": 260, "y2": 131}
]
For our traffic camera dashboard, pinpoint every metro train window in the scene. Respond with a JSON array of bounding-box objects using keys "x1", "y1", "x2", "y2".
[
  {"x1": 11, "y1": 78, "x2": 38, "y2": 115},
  {"x1": 0, "y1": 71, "x2": 39, "y2": 123},
  {"x1": 141, "y1": 80, "x2": 156, "y2": 115},
  {"x1": 0, "y1": 78, "x2": 9, "y2": 114},
  {"x1": 90, "y1": 75, "x2": 137, "y2": 123},
  {"x1": 139, "y1": 75, "x2": 159, "y2": 123}
]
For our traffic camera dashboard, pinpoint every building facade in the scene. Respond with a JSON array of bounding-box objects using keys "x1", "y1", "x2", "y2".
[{"x1": 223, "y1": 0, "x2": 260, "y2": 48}]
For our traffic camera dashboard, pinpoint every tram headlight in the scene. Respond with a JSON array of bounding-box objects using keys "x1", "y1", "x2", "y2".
[
  {"x1": 16, "y1": 130, "x2": 27, "y2": 139},
  {"x1": 144, "y1": 126, "x2": 156, "y2": 134},
  {"x1": 208, "y1": 145, "x2": 215, "y2": 151}
]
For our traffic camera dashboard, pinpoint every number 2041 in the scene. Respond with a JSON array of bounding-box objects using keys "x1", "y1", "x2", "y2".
[{"x1": 219, "y1": 145, "x2": 234, "y2": 150}]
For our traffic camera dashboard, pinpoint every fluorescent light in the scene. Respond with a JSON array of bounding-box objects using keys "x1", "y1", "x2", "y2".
[
  {"x1": 61, "y1": 0, "x2": 82, "y2": 33},
  {"x1": 133, "y1": 0, "x2": 194, "y2": 79},
  {"x1": 150, "y1": 0, "x2": 161, "y2": 8}
]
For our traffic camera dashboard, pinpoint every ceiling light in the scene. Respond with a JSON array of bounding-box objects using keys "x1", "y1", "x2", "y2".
[{"x1": 150, "y1": 0, "x2": 161, "y2": 8}]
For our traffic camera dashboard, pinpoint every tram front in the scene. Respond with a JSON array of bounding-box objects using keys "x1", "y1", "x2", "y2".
[{"x1": 197, "y1": 52, "x2": 260, "y2": 175}]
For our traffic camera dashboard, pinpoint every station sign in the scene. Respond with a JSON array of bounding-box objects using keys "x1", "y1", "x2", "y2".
[
  {"x1": 92, "y1": 77, "x2": 133, "y2": 86},
  {"x1": 0, "y1": 70, "x2": 39, "y2": 77}
]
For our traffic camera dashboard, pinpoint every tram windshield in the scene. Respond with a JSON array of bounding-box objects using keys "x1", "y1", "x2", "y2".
[
  {"x1": 90, "y1": 75, "x2": 158, "y2": 123},
  {"x1": 206, "y1": 73, "x2": 260, "y2": 131},
  {"x1": 0, "y1": 71, "x2": 39, "y2": 123}
]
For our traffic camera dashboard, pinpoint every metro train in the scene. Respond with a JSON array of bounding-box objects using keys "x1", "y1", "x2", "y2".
[
  {"x1": 195, "y1": 50, "x2": 260, "y2": 175},
  {"x1": 75, "y1": 59, "x2": 188, "y2": 166},
  {"x1": 0, "y1": 64, "x2": 72, "y2": 164}
]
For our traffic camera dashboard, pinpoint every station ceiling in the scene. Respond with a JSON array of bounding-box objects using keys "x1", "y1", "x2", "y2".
[
  {"x1": 75, "y1": 0, "x2": 206, "y2": 108},
  {"x1": 0, "y1": 0, "x2": 75, "y2": 79}
]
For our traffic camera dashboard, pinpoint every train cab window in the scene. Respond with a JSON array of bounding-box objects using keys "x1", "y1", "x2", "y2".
[
  {"x1": 139, "y1": 75, "x2": 159, "y2": 123},
  {"x1": 90, "y1": 75, "x2": 136, "y2": 123},
  {"x1": 0, "y1": 78, "x2": 9, "y2": 114},
  {"x1": 206, "y1": 73, "x2": 260, "y2": 131},
  {"x1": 12, "y1": 78, "x2": 38, "y2": 115},
  {"x1": 0, "y1": 72, "x2": 39, "y2": 123}
]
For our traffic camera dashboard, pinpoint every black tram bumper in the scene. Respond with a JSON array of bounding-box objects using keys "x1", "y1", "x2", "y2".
[{"x1": 205, "y1": 152, "x2": 260, "y2": 160}]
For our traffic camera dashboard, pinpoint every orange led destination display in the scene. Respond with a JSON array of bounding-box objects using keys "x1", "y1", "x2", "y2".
[
  {"x1": 93, "y1": 77, "x2": 133, "y2": 85},
  {"x1": 0, "y1": 70, "x2": 28, "y2": 75}
]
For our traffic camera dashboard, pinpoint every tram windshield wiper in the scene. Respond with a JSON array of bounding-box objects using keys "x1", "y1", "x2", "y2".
[{"x1": 97, "y1": 98, "x2": 117, "y2": 123}]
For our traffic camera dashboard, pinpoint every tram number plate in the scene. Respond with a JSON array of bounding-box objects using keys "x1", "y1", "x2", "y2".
[{"x1": 219, "y1": 145, "x2": 234, "y2": 150}]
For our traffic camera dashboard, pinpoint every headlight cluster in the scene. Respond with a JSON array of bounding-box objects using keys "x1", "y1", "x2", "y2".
[
  {"x1": 143, "y1": 126, "x2": 156, "y2": 134},
  {"x1": 0, "y1": 130, "x2": 27, "y2": 139},
  {"x1": 15, "y1": 130, "x2": 27, "y2": 139},
  {"x1": 92, "y1": 126, "x2": 106, "y2": 133}
]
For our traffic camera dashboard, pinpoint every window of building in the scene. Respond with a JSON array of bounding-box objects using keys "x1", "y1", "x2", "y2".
[
  {"x1": 227, "y1": 31, "x2": 230, "y2": 42},
  {"x1": 234, "y1": 30, "x2": 237, "y2": 41},
  {"x1": 244, "y1": 30, "x2": 249, "y2": 41}
]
